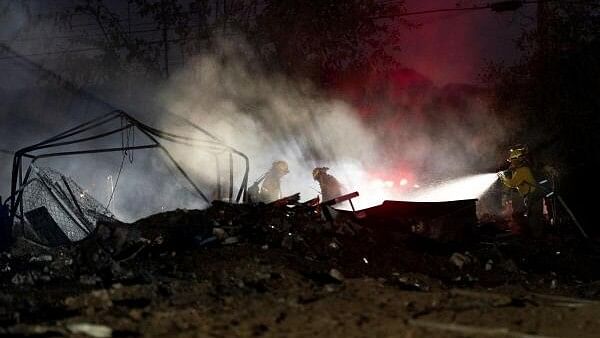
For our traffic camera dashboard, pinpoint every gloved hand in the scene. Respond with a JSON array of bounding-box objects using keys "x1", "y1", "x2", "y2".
[{"x1": 497, "y1": 171, "x2": 506, "y2": 180}]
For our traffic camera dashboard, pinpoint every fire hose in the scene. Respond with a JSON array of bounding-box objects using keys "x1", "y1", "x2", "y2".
[
  {"x1": 498, "y1": 171, "x2": 588, "y2": 239},
  {"x1": 537, "y1": 180, "x2": 588, "y2": 239}
]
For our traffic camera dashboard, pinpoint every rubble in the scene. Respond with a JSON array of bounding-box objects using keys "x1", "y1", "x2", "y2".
[
  {"x1": 67, "y1": 323, "x2": 113, "y2": 338},
  {"x1": 328, "y1": 269, "x2": 344, "y2": 282},
  {"x1": 28, "y1": 255, "x2": 52, "y2": 263},
  {"x1": 1, "y1": 198, "x2": 600, "y2": 337},
  {"x1": 389, "y1": 272, "x2": 436, "y2": 292},
  {"x1": 5, "y1": 198, "x2": 600, "y2": 289},
  {"x1": 449, "y1": 252, "x2": 475, "y2": 269}
]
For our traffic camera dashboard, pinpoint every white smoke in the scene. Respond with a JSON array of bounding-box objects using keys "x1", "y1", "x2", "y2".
[
  {"x1": 157, "y1": 38, "x2": 380, "y2": 205},
  {"x1": 0, "y1": 19, "x2": 511, "y2": 221}
]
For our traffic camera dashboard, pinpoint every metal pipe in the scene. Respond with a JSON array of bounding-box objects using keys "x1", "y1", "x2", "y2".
[
  {"x1": 32, "y1": 166, "x2": 90, "y2": 236},
  {"x1": 136, "y1": 128, "x2": 211, "y2": 204},
  {"x1": 557, "y1": 195, "x2": 588, "y2": 239},
  {"x1": 535, "y1": 182, "x2": 588, "y2": 239},
  {"x1": 33, "y1": 144, "x2": 159, "y2": 159},
  {"x1": 229, "y1": 152, "x2": 234, "y2": 202},
  {"x1": 18, "y1": 157, "x2": 23, "y2": 228},
  {"x1": 31, "y1": 125, "x2": 132, "y2": 152},
  {"x1": 216, "y1": 154, "x2": 222, "y2": 201},
  {"x1": 61, "y1": 175, "x2": 86, "y2": 221},
  {"x1": 156, "y1": 144, "x2": 210, "y2": 204},
  {"x1": 162, "y1": 112, "x2": 250, "y2": 202},
  {"x1": 22, "y1": 112, "x2": 121, "y2": 153}
]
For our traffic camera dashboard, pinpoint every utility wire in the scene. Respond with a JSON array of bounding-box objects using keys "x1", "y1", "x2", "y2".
[
  {"x1": 372, "y1": 1, "x2": 545, "y2": 19},
  {"x1": 0, "y1": 0, "x2": 573, "y2": 62},
  {"x1": 373, "y1": 4, "x2": 492, "y2": 19},
  {"x1": 0, "y1": 37, "x2": 191, "y2": 61},
  {"x1": 3, "y1": 26, "x2": 177, "y2": 43},
  {"x1": 374, "y1": 0, "x2": 585, "y2": 19},
  {"x1": 3, "y1": 1, "x2": 530, "y2": 44},
  {"x1": 0, "y1": 46, "x2": 102, "y2": 60}
]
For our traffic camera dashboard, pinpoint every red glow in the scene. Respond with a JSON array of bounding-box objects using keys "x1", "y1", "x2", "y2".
[{"x1": 364, "y1": 166, "x2": 417, "y2": 194}]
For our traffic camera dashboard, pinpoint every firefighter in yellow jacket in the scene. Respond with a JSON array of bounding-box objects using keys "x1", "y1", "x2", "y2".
[{"x1": 498, "y1": 145, "x2": 544, "y2": 237}]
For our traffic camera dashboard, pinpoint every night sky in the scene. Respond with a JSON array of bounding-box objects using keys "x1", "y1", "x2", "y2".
[
  {"x1": 400, "y1": 0, "x2": 535, "y2": 84},
  {"x1": 0, "y1": 0, "x2": 537, "y2": 86}
]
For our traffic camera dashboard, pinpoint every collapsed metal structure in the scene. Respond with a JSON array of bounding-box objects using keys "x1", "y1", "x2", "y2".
[
  {"x1": 8, "y1": 110, "x2": 249, "y2": 242},
  {"x1": 19, "y1": 166, "x2": 113, "y2": 244}
]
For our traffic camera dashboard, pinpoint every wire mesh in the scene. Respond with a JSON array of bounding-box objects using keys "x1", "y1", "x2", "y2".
[{"x1": 21, "y1": 167, "x2": 114, "y2": 242}]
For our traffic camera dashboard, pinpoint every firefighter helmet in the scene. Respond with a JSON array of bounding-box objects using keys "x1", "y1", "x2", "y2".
[
  {"x1": 507, "y1": 145, "x2": 528, "y2": 162},
  {"x1": 312, "y1": 167, "x2": 329, "y2": 179},
  {"x1": 272, "y1": 160, "x2": 289, "y2": 174}
]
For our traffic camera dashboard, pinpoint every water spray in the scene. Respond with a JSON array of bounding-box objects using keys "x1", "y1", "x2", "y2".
[{"x1": 405, "y1": 173, "x2": 498, "y2": 202}]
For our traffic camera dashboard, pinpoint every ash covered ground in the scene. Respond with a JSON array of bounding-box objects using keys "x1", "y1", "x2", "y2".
[{"x1": 3, "y1": 200, "x2": 600, "y2": 338}]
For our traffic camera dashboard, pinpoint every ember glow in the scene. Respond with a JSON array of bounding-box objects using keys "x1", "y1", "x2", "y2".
[{"x1": 335, "y1": 162, "x2": 419, "y2": 210}]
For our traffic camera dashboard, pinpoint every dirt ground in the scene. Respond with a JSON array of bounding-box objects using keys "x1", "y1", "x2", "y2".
[
  {"x1": 2, "y1": 243, "x2": 600, "y2": 338},
  {"x1": 2, "y1": 203, "x2": 600, "y2": 338}
]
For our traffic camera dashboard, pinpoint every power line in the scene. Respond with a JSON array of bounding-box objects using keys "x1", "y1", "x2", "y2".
[
  {"x1": 0, "y1": 35, "x2": 209, "y2": 62},
  {"x1": 374, "y1": 4, "x2": 492, "y2": 19},
  {"x1": 9, "y1": 1, "x2": 544, "y2": 44},
  {"x1": 372, "y1": 1, "x2": 544, "y2": 19},
  {"x1": 0, "y1": 46, "x2": 102, "y2": 61},
  {"x1": 374, "y1": 0, "x2": 581, "y2": 20},
  {"x1": 3, "y1": 25, "x2": 186, "y2": 43},
  {"x1": 0, "y1": 0, "x2": 564, "y2": 63},
  {"x1": 4, "y1": 13, "x2": 221, "y2": 44}
]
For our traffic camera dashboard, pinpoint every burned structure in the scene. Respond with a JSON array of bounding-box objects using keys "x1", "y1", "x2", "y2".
[{"x1": 6, "y1": 110, "x2": 249, "y2": 246}]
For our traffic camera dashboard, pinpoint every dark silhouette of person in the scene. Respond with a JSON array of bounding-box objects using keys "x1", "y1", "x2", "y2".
[
  {"x1": 257, "y1": 161, "x2": 290, "y2": 203},
  {"x1": 312, "y1": 167, "x2": 343, "y2": 202}
]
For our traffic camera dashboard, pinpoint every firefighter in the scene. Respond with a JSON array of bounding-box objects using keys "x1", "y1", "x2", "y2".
[
  {"x1": 498, "y1": 145, "x2": 544, "y2": 237},
  {"x1": 312, "y1": 167, "x2": 343, "y2": 202},
  {"x1": 255, "y1": 160, "x2": 289, "y2": 203}
]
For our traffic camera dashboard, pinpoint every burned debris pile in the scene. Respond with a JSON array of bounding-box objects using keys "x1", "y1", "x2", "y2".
[
  {"x1": 2, "y1": 197, "x2": 600, "y2": 336},
  {"x1": 4, "y1": 196, "x2": 600, "y2": 297}
]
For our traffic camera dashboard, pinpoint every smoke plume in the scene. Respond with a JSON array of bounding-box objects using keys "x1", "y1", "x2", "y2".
[
  {"x1": 154, "y1": 38, "x2": 510, "y2": 210},
  {"x1": 156, "y1": 38, "x2": 380, "y2": 207},
  {"x1": 1, "y1": 23, "x2": 511, "y2": 220}
]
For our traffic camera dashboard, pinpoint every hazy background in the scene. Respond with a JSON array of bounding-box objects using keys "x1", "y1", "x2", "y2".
[{"x1": 0, "y1": 0, "x2": 538, "y2": 221}]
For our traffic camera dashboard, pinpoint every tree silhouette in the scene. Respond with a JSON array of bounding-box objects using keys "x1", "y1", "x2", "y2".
[
  {"x1": 483, "y1": 1, "x2": 600, "y2": 229},
  {"x1": 50, "y1": 0, "x2": 410, "y2": 85}
]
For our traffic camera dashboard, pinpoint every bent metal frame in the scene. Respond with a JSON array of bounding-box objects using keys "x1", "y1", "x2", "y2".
[{"x1": 8, "y1": 109, "x2": 250, "y2": 227}]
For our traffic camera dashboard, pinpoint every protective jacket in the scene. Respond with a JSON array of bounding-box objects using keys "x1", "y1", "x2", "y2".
[
  {"x1": 501, "y1": 166, "x2": 537, "y2": 198},
  {"x1": 317, "y1": 173, "x2": 343, "y2": 202},
  {"x1": 259, "y1": 170, "x2": 282, "y2": 203}
]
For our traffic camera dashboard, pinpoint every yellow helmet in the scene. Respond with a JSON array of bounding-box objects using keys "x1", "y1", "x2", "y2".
[
  {"x1": 507, "y1": 145, "x2": 528, "y2": 162},
  {"x1": 272, "y1": 160, "x2": 289, "y2": 174}
]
